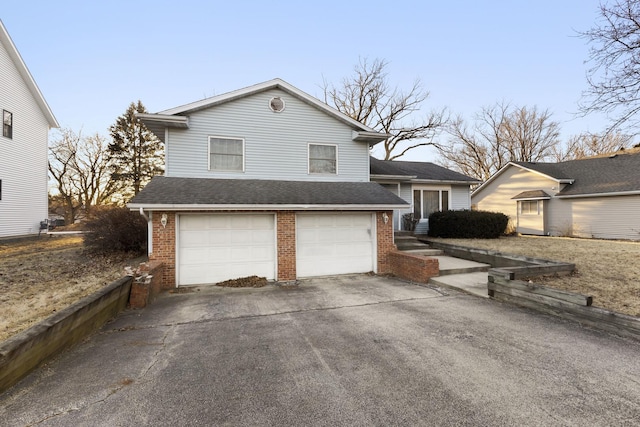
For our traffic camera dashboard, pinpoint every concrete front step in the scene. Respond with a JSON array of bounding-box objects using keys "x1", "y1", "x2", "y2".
[
  {"x1": 403, "y1": 248, "x2": 444, "y2": 256},
  {"x1": 432, "y1": 255, "x2": 491, "y2": 276},
  {"x1": 429, "y1": 272, "x2": 489, "y2": 299}
]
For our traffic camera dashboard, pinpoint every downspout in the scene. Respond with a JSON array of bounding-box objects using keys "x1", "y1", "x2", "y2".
[{"x1": 139, "y1": 208, "x2": 152, "y2": 254}]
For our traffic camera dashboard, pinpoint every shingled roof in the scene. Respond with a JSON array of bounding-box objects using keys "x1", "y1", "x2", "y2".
[
  {"x1": 370, "y1": 157, "x2": 481, "y2": 184},
  {"x1": 512, "y1": 149, "x2": 640, "y2": 197},
  {"x1": 128, "y1": 176, "x2": 409, "y2": 210}
]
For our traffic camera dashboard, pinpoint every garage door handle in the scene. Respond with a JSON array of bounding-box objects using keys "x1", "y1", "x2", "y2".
[{"x1": 367, "y1": 228, "x2": 371, "y2": 236}]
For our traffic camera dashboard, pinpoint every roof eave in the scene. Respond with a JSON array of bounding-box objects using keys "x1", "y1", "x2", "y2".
[
  {"x1": 352, "y1": 130, "x2": 390, "y2": 145},
  {"x1": 129, "y1": 203, "x2": 410, "y2": 211},
  {"x1": 370, "y1": 174, "x2": 418, "y2": 182},
  {"x1": 0, "y1": 20, "x2": 58, "y2": 128},
  {"x1": 556, "y1": 190, "x2": 640, "y2": 199}
]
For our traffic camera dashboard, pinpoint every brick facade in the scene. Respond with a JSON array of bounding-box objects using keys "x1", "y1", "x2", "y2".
[
  {"x1": 149, "y1": 210, "x2": 396, "y2": 287},
  {"x1": 388, "y1": 251, "x2": 439, "y2": 283}
]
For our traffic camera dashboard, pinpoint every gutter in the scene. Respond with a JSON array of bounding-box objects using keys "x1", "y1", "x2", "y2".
[{"x1": 128, "y1": 203, "x2": 410, "y2": 211}]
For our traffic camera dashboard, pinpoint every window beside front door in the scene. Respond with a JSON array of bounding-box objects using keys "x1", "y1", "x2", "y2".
[
  {"x1": 413, "y1": 189, "x2": 449, "y2": 219},
  {"x1": 209, "y1": 136, "x2": 244, "y2": 171},
  {"x1": 308, "y1": 143, "x2": 337, "y2": 174}
]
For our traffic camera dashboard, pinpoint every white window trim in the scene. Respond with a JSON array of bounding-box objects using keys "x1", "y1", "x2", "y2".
[
  {"x1": 520, "y1": 200, "x2": 540, "y2": 215},
  {"x1": 307, "y1": 143, "x2": 338, "y2": 175},
  {"x1": 208, "y1": 136, "x2": 245, "y2": 172},
  {"x1": 412, "y1": 186, "x2": 452, "y2": 219}
]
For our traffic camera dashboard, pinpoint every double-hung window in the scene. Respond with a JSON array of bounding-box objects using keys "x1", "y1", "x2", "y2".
[
  {"x1": 209, "y1": 136, "x2": 244, "y2": 171},
  {"x1": 520, "y1": 200, "x2": 539, "y2": 215},
  {"x1": 3, "y1": 110, "x2": 12, "y2": 139},
  {"x1": 309, "y1": 143, "x2": 337, "y2": 174}
]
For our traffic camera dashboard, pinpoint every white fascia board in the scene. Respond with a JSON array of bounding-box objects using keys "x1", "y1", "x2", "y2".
[
  {"x1": 472, "y1": 162, "x2": 570, "y2": 197},
  {"x1": 0, "y1": 20, "x2": 59, "y2": 128},
  {"x1": 352, "y1": 130, "x2": 390, "y2": 144},
  {"x1": 410, "y1": 179, "x2": 482, "y2": 185},
  {"x1": 370, "y1": 174, "x2": 417, "y2": 182},
  {"x1": 509, "y1": 163, "x2": 574, "y2": 184},
  {"x1": 128, "y1": 203, "x2": 410, "y2": 211},
  {"x1": 556, "y1": 190, "x2": 640, "y2": 199},
  {"x1": 136, "y1": 113, "x2": 189, "y2": 128}
]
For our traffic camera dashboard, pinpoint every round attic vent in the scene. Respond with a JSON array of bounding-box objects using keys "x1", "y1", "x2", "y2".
[{"x1": 269, "y1": 97, "x2": 285, "y2": 112}]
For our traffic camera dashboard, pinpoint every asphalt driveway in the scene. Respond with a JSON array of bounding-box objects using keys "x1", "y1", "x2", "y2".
[{"x1": 2, "y1": 275, "x2": 640, "y2": 426}]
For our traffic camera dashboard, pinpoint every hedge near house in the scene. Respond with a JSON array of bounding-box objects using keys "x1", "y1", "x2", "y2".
[
  {"x1": 428, "y1": 210, "x2": 508, "y2": 239},
  {"x1": 84, "y1": 207, "x2": 148, "y2": 254}
]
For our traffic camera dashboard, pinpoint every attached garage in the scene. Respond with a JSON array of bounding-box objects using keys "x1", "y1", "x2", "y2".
[
  {"x1": 296, "y1": 213, "x2": 375, "y2": 278},
  {"x1": 178, "y1": 214, "x2": 276, "y2": 286}
]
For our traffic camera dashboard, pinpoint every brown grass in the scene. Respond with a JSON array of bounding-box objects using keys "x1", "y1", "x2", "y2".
[
  {"x1": 0, "y1": 235, "x2": 145, "y2": 342},
  {"x1": 430, "y1": 236, "x2": 640, "y2": 316}
]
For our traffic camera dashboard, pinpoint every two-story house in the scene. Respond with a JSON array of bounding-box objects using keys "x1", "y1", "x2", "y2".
[
  {"x1": 0, "y1": 20, "x2": 59, "y2": 238},
  {"x1": 129, "y1": 79, "x2": 409, "y2": 287}
]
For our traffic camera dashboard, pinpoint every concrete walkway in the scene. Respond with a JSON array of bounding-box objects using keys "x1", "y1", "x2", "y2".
[{"x1": 429, "y1": 255, "x2": 491, "y2": 299}]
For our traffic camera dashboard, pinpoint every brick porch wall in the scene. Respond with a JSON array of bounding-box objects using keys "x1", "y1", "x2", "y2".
[
  {"x1": 376, "y1": 211, "x2": 396, "y2": 274},
  {"x1": 148, "y1": 210, "x2": 397, "y2": 286}
]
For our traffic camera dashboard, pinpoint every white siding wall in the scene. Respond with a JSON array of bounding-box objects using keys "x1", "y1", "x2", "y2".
[
  {"x1": 451, "y1": 185, "x2": 472, "y2": 210},
  {"x1": 556, "y1": 195, "x2": 640, "y2": 240},
  {"x1": 0, "y1": 39, "x2": 49, "y2": 237},
  {"x1": 472, "y1": 167, "x2": 557, "y2": 232},
  {"x1": 166, "y1": 88, "x2": 370, "y2": 182}
]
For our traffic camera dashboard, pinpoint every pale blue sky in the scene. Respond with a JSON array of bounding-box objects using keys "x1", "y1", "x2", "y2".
[{"x1": 3, "y1": 0, "x2": 608, "y2": 161}]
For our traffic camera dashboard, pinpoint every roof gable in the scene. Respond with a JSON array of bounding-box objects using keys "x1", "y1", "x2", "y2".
[
  {"x1": 474, "y1": 149, "x2": 640, "y2": 198},
  {"x1": 140, "y1": 78, "x2": 386, "y2": 144},
  {"x1": 0, "y1": 20, "x2": 58, "y2": 128}
]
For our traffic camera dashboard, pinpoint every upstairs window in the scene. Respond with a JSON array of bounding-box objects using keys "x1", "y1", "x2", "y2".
[
  {"x1": 209, "y1": 137, "x2": 244, "y2": 171},
  {"x1": 309, "y1": 143, "x2": 337, "y2": 174},
  {"x1": 3, "y1": 110, "x2": 12, "y2": 139}
]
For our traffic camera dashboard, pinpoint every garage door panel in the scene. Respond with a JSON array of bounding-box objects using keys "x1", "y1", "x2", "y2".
[
  {"x1": 178, "y1": 214, "x2": 275, "y2": 285},
  {"x1": 297, "y1": 213, "x2": 375, "y2": 278}
]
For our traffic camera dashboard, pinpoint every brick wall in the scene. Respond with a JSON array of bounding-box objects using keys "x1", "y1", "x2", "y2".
[
  {"x1": 389, "y1": 251, "x2": 439, "y2": 283},
  {"x1": 128, "y1": 261, "x2": 166, "y2": 309},
  {"x1": 149, "y1": 211, "x2": 176, "y2": 288},
  {"x1": 376, "y1": 211, "x2": 396, "y2": 274},
  {"x1": 276, "y1": 211, "x2": 297, "y2": 281}
]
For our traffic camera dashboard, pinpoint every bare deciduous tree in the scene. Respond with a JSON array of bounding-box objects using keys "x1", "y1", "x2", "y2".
[
  {"x1": 437, "y1": 103, "x2": 560, "y2": 181},
  {"x1": 49, "y1": 129, "x2": 121, "y2": 223},
  {"x1": 550, "y1": 132, "x2": 633, "y2": 161},
  {"x1": 579, "y1": 0, "x2": 640, "y2": 133},
  {"x1": 323, "y1": 58, "x2": 447, "y2": 160}
]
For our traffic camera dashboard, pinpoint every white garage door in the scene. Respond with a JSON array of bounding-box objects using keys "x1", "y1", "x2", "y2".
[
  {"x1": 296, "y1": 213, "x2": 375, "y2": 278},
  {"x1": 178, "y1": 214, "x2": 276, "y2": 286}
]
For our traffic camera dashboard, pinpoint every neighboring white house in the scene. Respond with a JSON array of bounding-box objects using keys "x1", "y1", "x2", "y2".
[
  {"x1": 129, "y1": 79, "x2": 409, "y2": 286},
  {"x1": 370, "y1": 157, "x2": 481, "y2": 233},
  {"x1": 471, "y1": 149, "x2": 640, "y2": 240},
  {"x1": 0, "y1": 20, "x2": 59, "y2": 238}
]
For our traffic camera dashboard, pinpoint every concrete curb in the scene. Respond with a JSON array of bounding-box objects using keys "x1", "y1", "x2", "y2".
[{"x1": 0, "y1": 276, "x2": 133, "y2": 394}]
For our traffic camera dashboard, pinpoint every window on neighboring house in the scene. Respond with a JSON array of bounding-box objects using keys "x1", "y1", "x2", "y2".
[
  {"x1": 3, "y1": 110, "x2": 12, "y2": 139},
  {"x1": 520, "y1": 200, "x2": 539, "y2": 215},
  {"x1": 309, "y1": 143, "x2": 337, "y2": 174},
  {"x1": 209, "y1": 137, "x2": 244, "y2": 171}
]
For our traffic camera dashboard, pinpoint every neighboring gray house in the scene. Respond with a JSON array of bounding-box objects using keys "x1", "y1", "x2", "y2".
[
  {"x1": 471, "y1": 149, "x2": 640, "y2": 240},
  {"x1": 0, "y1": 20, "x2": 59, "y2": 238},
  {"x1": 370, "y1": 157, "x2": 481, "y2": 233},
  {"x1": 129, "y1": 79, "x2": 408, "y2": 287}
]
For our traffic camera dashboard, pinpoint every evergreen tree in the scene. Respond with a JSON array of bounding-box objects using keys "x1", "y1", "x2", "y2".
[{"x1": 108, "y1": 101, "x2": 164, "y2": 197}]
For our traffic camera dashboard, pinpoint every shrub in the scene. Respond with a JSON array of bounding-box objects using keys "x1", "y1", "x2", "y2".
[
  {"x1": 83, "y1": 207, "x2": 148, "y2": 254},
  {"x1": 427, "y1": 210, "x2": 509, "y2": 239}
]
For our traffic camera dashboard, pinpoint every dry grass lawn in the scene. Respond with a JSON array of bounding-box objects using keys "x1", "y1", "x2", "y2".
[
  {"x1": 431, "y1": 236, "x2": 640, "y2": 316},
  {"x1": 0, "y1": 235, "x2": 144, "y2": 343}
]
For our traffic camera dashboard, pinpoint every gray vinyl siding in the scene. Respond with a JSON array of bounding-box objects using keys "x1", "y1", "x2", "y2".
[
  {"x1": 549, "y1": 195, "x2": 640, "y2": 240},
  {"x1": 0, "y1": 38, "x2": 49, "y2": 237},
  {"x1": 166, "y1": 88, "x2": 370, "y2": 182},
  {"x1": 451, "y1": 185, "x2": 472, "y2": 210}
]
